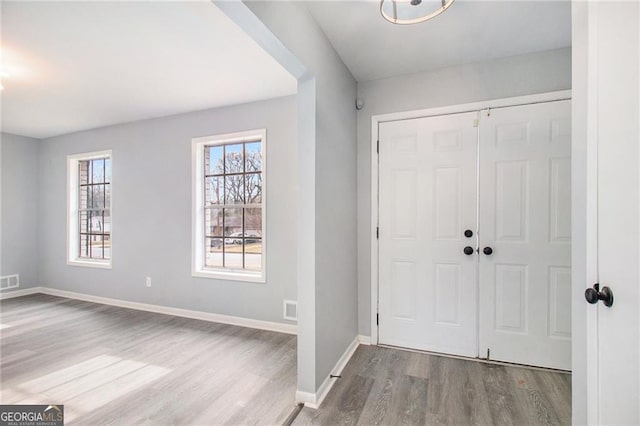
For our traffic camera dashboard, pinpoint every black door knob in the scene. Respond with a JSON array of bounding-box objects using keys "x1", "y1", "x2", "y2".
[
  {"x1": 463, "y1": 246, "x2": 474, "y2": 255},
  {"x1": 585, "y1": 283, "x2": 614, "y2": 307},
  {"x1": 464, "y1": 230, "x2": 473, "y2": 238},
  {"x1": 585, "y1": 287, "x2": 599, "y2": 304},
  {"x1": 483, "y1": 247, "x2": 493, "y2": 255}
]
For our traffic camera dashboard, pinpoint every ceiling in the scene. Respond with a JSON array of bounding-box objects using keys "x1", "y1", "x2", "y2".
[
  {"x1": 0, "y1": 1, "x2": 297, "y2": 139},
  {"x1": 305, "y1": 0, "x2": 571, "y2": 82},
  {"x1": 1, "y1": 1, "x2": 572, "y2": 139}
]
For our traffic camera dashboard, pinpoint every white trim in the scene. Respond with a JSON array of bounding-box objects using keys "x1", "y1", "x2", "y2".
[
  {"x1": 296, "y1": 336, "x2": 360, "y2": 409},
  {"x1": 294, "y1": 390, "x2": 316, "y2": 407},
  {"x1": 67, "y1": 150, "x2": 113, "y2": 269},
  {"x1": 370, "y1": 90, "x2": 572, "y2": 345},
  {"x1": 372, "y1": 90, "x2": 572, "y2": 124},
  {"x1": 191, "y1": 129, "x2": 267, "y2": 283},
  {"x1": 40, "y1": 288, "x2": 295, "y2": 334},
  {"x1": 2, "y1": 287, "x2": 296, "y2": 334},
  {"x1": 0, "y1": 287, "x2": 43, "y2": 300},
  {"x1": 358, "y1": 335, "x2": 372, "y2": 345},
  {"x1": 67, "y1": 259, "x2": 111, "y2": 269}
]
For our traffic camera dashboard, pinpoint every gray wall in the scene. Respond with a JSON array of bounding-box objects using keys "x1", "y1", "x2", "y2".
[
  {"x1": 357, "y1": 47, "x2": 572, "y2": 336},
  {"x1": 1, "y1": 133, "x2": 41, "y2": 288},
  {"x1": 241, "y1": 1, "x2": 358, "y2": 395},
  {"x1": 37, "y1": 95, "x2": 298, "y2": 324}
]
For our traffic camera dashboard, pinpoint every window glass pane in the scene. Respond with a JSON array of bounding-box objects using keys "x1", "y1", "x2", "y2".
[
  {"x1": 244, "y1": 238, "x2": 262, "y2": 271},
  {"x1": 205, "y1": 208, "x2": 224, "y2": 237},
  {"x1": 103, "y1": 211, "x2": 111, "y2": 235},
  {"x1": 80, "y1": 233, "x2": 89, "y2": 258},
  {"x1": 91, "y1": 185, "x2": 106, "y2": 210},
  {"x1": 246, "y1": 173, "x2": 262, "y2": 204},
  {"x1": 80, "y1": 211, "x2": 90, "y2": 233},
  {"x1": 92, "y1": 159, "x2": 105, "y2": 184},
  {"x1": 205, "y1": 238, "x2": 223, "y2": 268},
  {"x1": 223, "y1": 208, "x2": 243, "y2": 238},
  {"x1": 89, "y1": 211, "x2": 106, "y2": 233},
  {"x1": 205, "y1": 176, "x2": 224, "y2": 205},
  {"x1": 245, "y1": 208, "x2": 262, "y2": 236},
  {"x1": 207, "y1": 146, "x2": 224, "y2": 175},
  {"x1": 80, "y1": 161, "x2": 90, "y2": 185},
  {"x1": 225, "y1": 175, "x2": 244, "y2": 204},
  {"x1": 103, "y1": 235, "x2": 111, "y2": 260},
  {"x1": 105, "y1": 183, "x2": 111, "y2": 208},
  {"x1": 225, "y1": 144, "x2": 244, "y2": 174},
  {"x1": 245, "y1": 142, "x2": 261, "y2": 172},
  {"x1": 94, "y1": 235, "x2": 102, "y2": 259},
  {"x1": 79, "y1": 185, "x2": 90, "y2": 210},
  {"x1": 224, "y1": 239, "x2": 243, "y2": 269},
  {"x1": 90, "y1": 235, "x2": 106, "y2": 259}
]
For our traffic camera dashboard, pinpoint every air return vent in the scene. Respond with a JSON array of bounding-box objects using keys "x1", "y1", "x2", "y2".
[
  {"x1": 0, "y1": 274, "x2": 19, "y2": 290},
  {"x1": 283, "y1": 300, "x2": 297, "y2": 321}
]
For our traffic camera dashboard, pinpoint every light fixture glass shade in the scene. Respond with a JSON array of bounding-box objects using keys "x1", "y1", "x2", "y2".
[{"x1": 380, "y1": 0, "x2": 455, "y2": 25}]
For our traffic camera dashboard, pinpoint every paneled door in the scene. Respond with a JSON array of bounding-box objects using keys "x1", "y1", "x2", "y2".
[
  {"x1": 378, "y1": 111, "x2": 479, "y2": 357},
  {"x1": 478, "y1": 100, "x2": 572, "y2": 370},
  {"x1": 581, "y1": 2, "x2": 640, "y2": 423}
]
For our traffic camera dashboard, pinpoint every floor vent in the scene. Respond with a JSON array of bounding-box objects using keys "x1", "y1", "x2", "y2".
[
  {"x1": 0, "y1": 274, "x2": 19, "y2": 290},
  {"x1": 283, "y1": 300, "x2": 297, "y2": 321}
]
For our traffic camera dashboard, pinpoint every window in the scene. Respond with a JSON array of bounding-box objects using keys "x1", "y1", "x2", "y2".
[
  {"x1": 192, "y1": 130, "x2": 266, "y2": 282},
  {"x1": 67, "y1": 150, "x2": 112, "y2": 268}
]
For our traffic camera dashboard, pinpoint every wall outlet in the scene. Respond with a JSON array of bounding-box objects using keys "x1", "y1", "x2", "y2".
[{"x1": 145, "y1": 277, "x2": 152, "y2": 287}]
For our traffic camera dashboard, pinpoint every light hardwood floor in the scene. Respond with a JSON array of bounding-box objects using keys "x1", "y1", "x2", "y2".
[
  {"x1": 0, "y1": 294, "x2": 297, "y2": 425},
  {"x1": 1, "y1": 294, "x2": 572, "y2": 425},
  {"x1": 293, "y1": 345, "x2": 571, "y2": 426}
]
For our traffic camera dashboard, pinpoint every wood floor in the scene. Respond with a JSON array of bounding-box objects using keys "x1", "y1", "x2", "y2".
[
  {"x1": 293, "y1": 345, "x2": 571, "y2": 426},
  {"x1": 0, "y1": 294, "x2": 297, "y2": 425},
  {"x1": 1, "y1": 294, "x2": 572, "y2": 425}
]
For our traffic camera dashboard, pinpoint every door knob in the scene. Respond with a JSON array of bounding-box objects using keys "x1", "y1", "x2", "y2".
[
  {"x1": 464, "y1": 229, "x2": 473, "y2": 238},
  {"x1": 585, "y1": 283, "x2": 614, "y2": 307},
  {"x1": 483, "y1": 247, "x2": 493, "y2": 255},
  {"x1": 463, "y1": 246, "x2": 474, "y2": 255}
]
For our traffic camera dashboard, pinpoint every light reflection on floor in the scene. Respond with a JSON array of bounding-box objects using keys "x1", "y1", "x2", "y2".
[{"x1": 3, "y1": 355, "x2": 170, "y2": 423}]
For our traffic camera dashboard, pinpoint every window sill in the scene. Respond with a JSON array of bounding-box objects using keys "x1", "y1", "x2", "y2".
[
  {"x1": 192, "y1": 268, "x2": 265, "y2": 283},
  {"x1": 67, "y1": 259, "x2": 112, "y2": 269}
]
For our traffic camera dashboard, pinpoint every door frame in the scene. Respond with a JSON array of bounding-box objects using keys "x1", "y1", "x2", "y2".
[{"x1": 370, "y1": 89, "x2": 572, "y2": 346}]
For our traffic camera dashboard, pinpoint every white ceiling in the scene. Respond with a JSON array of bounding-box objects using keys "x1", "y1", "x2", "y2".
[
  {"x1": 1, "y1": 1, "x2": 297, "y2": 139},
  {"x1": 305, "y1": 0, "x2": 571, "y2": 82}
]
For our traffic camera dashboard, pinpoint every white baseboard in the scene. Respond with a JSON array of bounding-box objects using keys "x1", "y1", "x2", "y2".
[
  {"x1": 297, "y1": 335, "x2": 361, "y2": 409},
  {"x1": 0, "y1": 287, "x2": 43, "y2": 300},
  {"x1": 294, "y1": 390, "x2": 317, "y2": 406},
  {"x1": 2, "y1": 287, "x2": 297, "y2": 335},
  {"x1": 358, "y1": 335, "x2": 372, "y2": 345}
]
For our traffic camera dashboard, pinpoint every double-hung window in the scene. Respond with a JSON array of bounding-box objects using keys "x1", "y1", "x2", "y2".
[
  {"x1": 67, "y1": 150, "x2": 112, "y2": 268},
  {"x1": 192, "y1": 130, "x2": 266, "y2": 282}
]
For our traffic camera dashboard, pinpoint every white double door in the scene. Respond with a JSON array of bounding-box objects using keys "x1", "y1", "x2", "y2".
[{"x1": 378, "y1": 100, "x2": 571, "y2": 370}]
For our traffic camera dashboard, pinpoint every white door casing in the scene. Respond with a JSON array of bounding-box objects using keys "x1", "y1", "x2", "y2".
[
  {"x1": 478, "y1": 101, "x2": 572, "y2": 370},
  {"x1": 378, "y1": 111, "x2": 479, "y2": 357}
]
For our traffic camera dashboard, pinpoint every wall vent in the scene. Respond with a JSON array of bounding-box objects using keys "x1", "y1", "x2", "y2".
[
  {"x1": 0, "y1": 274, "x2": 19, "y2": 291},
  {"x1": 283, "y1": 300, "x2": 297, "y2": 321}
]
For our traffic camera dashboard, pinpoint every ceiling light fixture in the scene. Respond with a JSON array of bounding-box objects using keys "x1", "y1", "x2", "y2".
[{"x1": 380, "y1": 0, "x2": 455, "y2": 25}]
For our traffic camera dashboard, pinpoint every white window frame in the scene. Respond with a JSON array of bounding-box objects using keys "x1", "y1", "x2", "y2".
[
  {"x1": 67, "y1": 150, "x2": 113, "y2": 269},
  {"x1": 191, "y1": 129, "x2": 267, "y2": 283}
]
